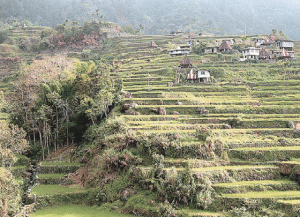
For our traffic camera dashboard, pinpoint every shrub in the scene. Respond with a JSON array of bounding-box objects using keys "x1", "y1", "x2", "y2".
[
  {"x1": 0, "y1": 30, "x2": 8, "y2": 44},
  {"x1": 195, "y1": 125, "x2": 211, "y2": 141}
]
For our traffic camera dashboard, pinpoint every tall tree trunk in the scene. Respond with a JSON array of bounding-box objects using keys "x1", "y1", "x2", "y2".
[{"x1": 39, "y1": 130, "x2": 44, "y2": 160}]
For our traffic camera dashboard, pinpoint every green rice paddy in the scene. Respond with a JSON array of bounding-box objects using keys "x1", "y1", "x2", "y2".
[
  {"x1": 223, "y1": 190, "x2": 300, "y2": 198},
  {"x1": 32, "y1": 185, "x2": 87, "y2": 196},
  {"x1": 30, "y1": 205, "x2": 134, "y2": 217}
]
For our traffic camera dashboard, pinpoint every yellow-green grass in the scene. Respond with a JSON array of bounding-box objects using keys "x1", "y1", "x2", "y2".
[
  {"x1": 32, "y1": 184, "x2": 87, "y2": 196},
  {"x1": 38, "y1": 173, "x2": 66, "y2": 179},
  {"x1": 132, "y1": 128, "x2": 292, "y2": 135},
  {"x1": 40, "y1": 162, "x2": 81, "y2": 166},
  {"x1": 277, "y1": 199, "x2": 300, "y2": 205},
  {"x1": 214, "y1": 180, "x2": 295, "y2": 187},
  {"x1": 123, "y1": 97, "x2": 257, "y2": 105},
  {"x1": 30, "y1": 204, "x2": 134, "y2": 217},
  {"x1": 179, "y1": 208, "x2": 223, "y2": 216},
  {"x1": 0, "y1": 113, "x2": 8, "y2": 120},
  {"x1": 232, "y1": 146, "x2": 300, "y2": 151},
  {"x1": 222, "y1": 190, "x2": 300, "y2": 198},
  {"x1": 129, "y1": 123, "x2": 225, "y2": 130},
  {"x1": 13, "y1": 166, "x2": 27, "y2": 170},
  {"x1": 162, "y1": 165, "x2": 277, "y2": 172},
  {"x1": 124, "y1": 114, "x2": 198, "y2": 121}
]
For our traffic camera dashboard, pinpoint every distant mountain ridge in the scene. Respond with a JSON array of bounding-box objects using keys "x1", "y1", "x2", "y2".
[{"x1": 1, "y1": 0, "x2": 300, "y2": 39}]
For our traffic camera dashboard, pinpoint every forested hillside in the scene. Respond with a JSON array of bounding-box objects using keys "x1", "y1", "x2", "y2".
[{"x1": 1, "y1": 0, "x2": 300, "y2": 39}]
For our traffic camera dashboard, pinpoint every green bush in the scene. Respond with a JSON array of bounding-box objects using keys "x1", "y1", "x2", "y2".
[{"x1": 0, "y1": 30, "x2": 8, "y2": 43}]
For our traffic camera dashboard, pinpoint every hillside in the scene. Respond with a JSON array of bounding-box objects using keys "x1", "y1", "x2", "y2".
[
  {"x1": 1, "y1": 0, "x2": 300, "y2": 39},
  {"x1": 2, "y1": 25, "x2": 300, "y2": 216}
]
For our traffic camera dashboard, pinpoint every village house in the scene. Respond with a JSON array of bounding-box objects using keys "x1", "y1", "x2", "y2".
[
  {"x1": 275, "y1": 39, "x2": 295, "y2": 58},
  {"x1": 169, "y1": 45, "x2": 191, "y2": 56},
  {"x1": 252, "y1": 38, "x2": 265, "y2": 47},
  {"x1": 261, "y1": 33, "x2": 279, "y2": 46},
  {"x1": 204, "y1": 46, "x2": 219, "y2": 54},
  {"x1": 275, "y1": 39, "x2": 294, "y2": 51},
  {"x1": 186, "y1": 69, "x2": 210, "y2": 83},
  {"x1": 169, "y1": 47, "x2": 190, "y2": 56},
  {"x1": 241, "y1": 47, "x2": 260, "y2": 60},
  {"x1": 188, "y1": 32, "x2": 196, "y2": 39},
  {"x1": 180, "y1": 54, "x2": 192, "y2": 68},
  {"x1": 219, "y1": 41, "x2": 233, "y2": 53},
  {"x1": 198, "y1": 69, "x2": 210, "y2": 83},
  {"x1": 169, "y1": 31, "x2": 183, "y2": 36},
  {"x1": 216, "y1": 38, "x2": 235, "y2": 45},
  {"x1": 187, "y1": 69, "x2": 197, "y2": 81},
  {"x1": 272, "y1": 49, "x2": 292, "y2": 60},
  {"x1": 259, "y1": 48, "x2": 271, "y2": 60},
  {"x1": 180, "y1": 44, "x2": 191, "y2": 50}
]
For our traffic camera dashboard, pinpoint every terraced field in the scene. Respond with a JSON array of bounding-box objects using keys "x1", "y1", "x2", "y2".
[{"x1": 98, "y1": 34, "x2": 300, "y2": 215}]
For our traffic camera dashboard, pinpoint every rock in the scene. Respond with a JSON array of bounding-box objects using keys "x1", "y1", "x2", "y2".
[
  {"x1": 197, "y1": 107, "x2": 209, "y2": 115},
  {"x1": 177, "y1": 101, "x2": 182, "y2": 105},
  {"x1": 125, "y1": 92, "x2": 132, "y2": 98},
  {"x1": 150, "y1": 107, "x2": 166, "y2": 115},
  {"x1": 223, "y1": 124, "x2": 231, "y2": 129},
  {"x1": 111, "y1": 206, "x2": 118, "y2": 211},
  {"x1": 121, "y1": 102, "x2": 137, "y2": 112},
  {"x1": 157, "y1": 100, "x2": 164, "y2": 105},
  {"x1": 279, "y1": 163, "x2": 293, "y2": 175},
  {"x1": 168, "y1": 81, "x2": 174, "y2": 87},
  {"x1": 295, "y1": 123, "x2": 300, "y2": 131},
  {"x1": 158, "y1": 107, "x2": 166, "y2": 115},
  {"x1": 125, "y1": 109, "x2": 136, "y2": 115}
]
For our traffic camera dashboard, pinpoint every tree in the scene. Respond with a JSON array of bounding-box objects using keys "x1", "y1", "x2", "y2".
[
  {"x1": 0, "y1": 121, "x2": 28, "y2": 167},
  {"x1": 192, "y1": 41, "x2": 206, "y2": 54},
  {"x1": 0, "y1": 167, "x2": 22, "y2": 217}
]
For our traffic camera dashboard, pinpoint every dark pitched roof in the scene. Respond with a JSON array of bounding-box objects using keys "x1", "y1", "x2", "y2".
[
  {"x1": 180, "y1": 54, "x2": 192, "y2": 67},
  {"x1": 259, "y1": 48, "x2": 269, "y2": 58},
  {"x1": 219, "y1": 41, "x2": 232, "y2": 50}
]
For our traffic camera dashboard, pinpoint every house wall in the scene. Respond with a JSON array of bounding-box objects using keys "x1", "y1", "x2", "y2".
[
  {"x1": 278, "y1": 41, "x2": 294, "y2": 48},
  {"x1": 198, "y1": 71, "x2": 210, "y2": 78}
]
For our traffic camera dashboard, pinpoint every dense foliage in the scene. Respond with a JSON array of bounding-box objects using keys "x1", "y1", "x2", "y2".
[{"x1": 7, "y1": 56, "x2": 122, "y2": 160}]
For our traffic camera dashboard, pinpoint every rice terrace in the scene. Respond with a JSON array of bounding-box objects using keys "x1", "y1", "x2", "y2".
[{"x1": 2, "y1": 1, "x2": 300, "y2": 217}]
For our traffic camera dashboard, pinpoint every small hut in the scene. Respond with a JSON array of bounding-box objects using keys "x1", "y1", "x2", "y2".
[
  {"x1": 219, "y1": 41, "x2": 232, "y2": 53},
  {"x1": 259, "y1": 49, "x2": 270, "y2": 60},
  {"x1": 188, "y1": 32, "x2": 196, "y2": 39},
  {"x1": 180, "y1": 54, "x2": 192, "y2": 68},
  {"x1": 149, "y1": 41, "x2": 158, "y2": 48}
]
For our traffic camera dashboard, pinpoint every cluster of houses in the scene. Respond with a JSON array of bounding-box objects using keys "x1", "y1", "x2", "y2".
[
  {"x1": 204, "y1": 33, "x2": 295, "y2": 61},
  {"x1": 165, "y1": 31, "x2": 295, "y2": 61},
  {"x1": 178, "y1": 54, "x2": 210, "y2": 83}
]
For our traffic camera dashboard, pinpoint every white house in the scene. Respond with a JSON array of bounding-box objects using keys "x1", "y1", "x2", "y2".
[
  {"x1": 241, "y1": 47, "x2": 260, "y2": 60},
  {"x1": 275, "y1": 40, "x2": 295, "y2": 58},
  {"x1": 169, "y1": 46, "x2": 190, "y2": 56},
  {"x1": 197, "y1": 69, "x2": 210, "y2": 83},
  {"x1": 204, "y1": 46, "x2": 219, "y2": 54}
]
